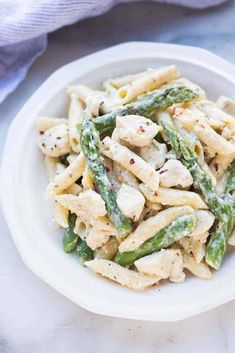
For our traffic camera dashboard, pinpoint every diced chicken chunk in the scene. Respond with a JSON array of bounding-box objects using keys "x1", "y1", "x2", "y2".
[
  {"x1": 85, "y1": 259, "x2": 160, "y2": 290},
  {"x1": 117, "y1": 184, "x2": 145, "y2": 222},
  {"x1": 139, "y1": 140, "x2": 167, "y2": 170},
  {"x1": 159, "y1": 159, "x2": 193, "y2": 188},
  {"x1": 85, "y1": 217, "x2": 117, "y2": 250},
  {"x1": 55, "y1": 189, "x2": 106, "y2": 222},
  {"x1": 86, "y1": 228, "x2": 111, "y2": 250},
  {"x1": 38, "y1": 124, "x2": 70, "y2": 157},
  {"x1": 116, "y1": 115, "x2": 160, "y2": 147},
  {"x1": 135, "y1": 249, "x2": 185, "y2": 283}
]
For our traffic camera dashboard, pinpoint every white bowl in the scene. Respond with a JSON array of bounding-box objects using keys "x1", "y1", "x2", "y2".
[{"x1": 2, "y1": 42, "x2": 235, "y2": 322}]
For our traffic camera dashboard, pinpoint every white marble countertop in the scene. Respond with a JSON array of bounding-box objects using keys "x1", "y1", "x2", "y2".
[{"x1": 1, "y1": 1, "x2": 235, "y2": 352}]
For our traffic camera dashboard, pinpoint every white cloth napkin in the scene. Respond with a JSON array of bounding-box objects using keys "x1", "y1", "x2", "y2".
[{"x1": 0, "y1": 0, "x2": 226, "y2": 103}]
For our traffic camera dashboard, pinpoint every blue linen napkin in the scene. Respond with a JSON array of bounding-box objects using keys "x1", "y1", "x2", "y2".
[{"x1": 0, "y1": 0, "x2": 226, "y2": 103}]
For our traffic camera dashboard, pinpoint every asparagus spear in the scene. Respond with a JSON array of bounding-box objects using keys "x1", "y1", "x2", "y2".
[
  {"x1": 115, "y1": 214, "x2": 196, "y2": 267},
  {"x1": 80, "y1": 116, "x2": 132, "y2": 238},
  {"x1": 225, "y1": 160, "x2": 235, "y2": 193},
  {"x1": 160, "y1": 121, "x2": 234, "y2": 269},
  {"x1": 63, "y1": 212, "x2": 78, "y2": 253},
  {"x1": 77, "y1": 239, "x2": 94, "y2": 261},
  {"x1": 94, "y1": 87, "x2": 198, "y2": 136}
]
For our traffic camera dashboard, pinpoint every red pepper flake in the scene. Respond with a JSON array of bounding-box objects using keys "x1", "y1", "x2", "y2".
[
  {"x1": 139, "y1": 125, "x2": 145, "y2": 133},
  {"x1": 130, "y1": 158, "x2": 135, "y2": 165},
  {"x1": 39, "y1": 131, "x2": 44, "y2": 135},
  {"x1": 105, "y1": 166, "x2": 110, "y2": 172}
]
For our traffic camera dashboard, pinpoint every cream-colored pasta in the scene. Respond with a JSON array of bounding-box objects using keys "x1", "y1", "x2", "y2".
[
  {"x1": 44, "y1": 156, "x2": 58, "y2": 180},
  {"x1": 82, "y1": 164, "x2": 94, "y2": 190},
  {"x1": 95, "y1": 237, "x2": 119, "y2": 260},
  {"x1": 102, "y1": 70, "x2": 149, "y2": 89},
  {"x1": 74, "y1": 218, "x2": 91, "y2": 240},
  {"x1": 192, "y1": 240, "x2": 205, "y2": 264},
  {"x1": 195, "y1": 100, "x2": 235, "y2": 128},
  {"x1": 101, "y1": 137, "x2": 160, "y2": 192},
  {"x1": 183, "y1": 253, "x2": 212, "y2": 279},
  {"x1": 117, "y1": 65, "x2": 180, "y2": 104},
  {"x1": 113, "y1": 162, "x2": 139, "y2": 190},
  {"x1": 68, "y1": 92, "x2": 83, "y2": 152},
  {"x1": 210, "y1": 153, "x2": 235, "y2": 179},
  {"x1": 67, "y1": 84, "x2": 115, "y2": 115},
  {"x1": 139, "y1": 184, "x2": 208, "y2": 209},
  {"x1": 85, "y1": 259, "x2": 161, "y2": 290},
  {"x1": 119, "y1": 206, "x2": 194, "y2": 253},
  {"x1": 36, "y1": 117, "x2": 68, "y2": 132},
  {"x1": 187, "y1": 104, "x2": 224, "y2": 130},
  {"x1": 46, "y1": 152, "x2": 86, "y2": 197},
  {"x1": 44, "y1": 158, "x2": 68, "y2": 228},
  {"x1": 65, "y1": 183, "x2": 82, "y2": 195},
  {"x1": 228, "y1": 228, "x2": 235, "y2": 246},
  {"x1": 174, "y1": 107, "x2": 235, "y2": 155},
  {"x1": 217, "y1": 95, "x2": 235, "y2": 117}
]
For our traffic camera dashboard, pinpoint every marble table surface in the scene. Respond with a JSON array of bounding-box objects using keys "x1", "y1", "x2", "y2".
[{"x1": 1, "y1": 1, "x2": 235, "y2": 352}]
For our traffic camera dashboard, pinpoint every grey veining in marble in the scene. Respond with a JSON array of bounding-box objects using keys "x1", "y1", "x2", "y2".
[{"x1": 1, "y1": 1, "x2": 235, "y2": 352}]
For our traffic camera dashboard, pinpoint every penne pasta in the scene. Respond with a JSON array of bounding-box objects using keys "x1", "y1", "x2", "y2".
[
  {"x1": 101, "y1": 137, "x2": 160, "y2": 192},
  {"x1": 139, "y1": 184, "x2": 208, "y2": 209}
]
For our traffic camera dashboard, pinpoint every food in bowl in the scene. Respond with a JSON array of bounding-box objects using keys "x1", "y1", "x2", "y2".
[{"x1": 36, "y1": 65, "x2": 235, "y2": 290}]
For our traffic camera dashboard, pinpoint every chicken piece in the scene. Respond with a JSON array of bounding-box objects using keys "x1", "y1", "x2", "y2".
[
  {"x1": 135, "y1": 249, "x2": 185, "y2": 283},
  {"x1": 159, "y1": 159, "x2": 193, "y2": 188},
  {"x1": 38, "y1": 124, "x2": 70, "y2": 157},
  {"x1": 117, "y1": 184, "x2": 145, "y2": 222},
  {"x1": 116, "y1": 115, "x2": 160, "y2": 147},
  {"x1": 139, "y1": 140, "x2": 167, "y2": 170},
  {"x1": 55, "y1": 189, "x2": 106, "y2": 222}
]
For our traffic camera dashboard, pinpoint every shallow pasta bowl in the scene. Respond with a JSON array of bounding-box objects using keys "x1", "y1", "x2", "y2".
[{"x1": 2, "y1": 42, "x2": 235, "y2": 321}]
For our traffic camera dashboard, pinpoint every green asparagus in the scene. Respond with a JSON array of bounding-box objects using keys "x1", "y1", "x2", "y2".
[
  {"x1": 115, "y1": 214, "x2": 196, "y2": 267},
  {"x1": 225, "y1": 160, "x2": 235, "y2": 194},
  {"x1": 77, "y1": 239, "x2": 94, "y2": 261},
  {"x1": 94, "y1": 87, "x2": 198, "y2": 136},
  {"x1": 160, "y1": 121, "x2": 234, "y2": 269},
  {"x1": 63, "y1": 212, "x2": 78, "y2": 253},
  {"x1": 80, "y1": 116, "x2": 132, "y2": 238}
]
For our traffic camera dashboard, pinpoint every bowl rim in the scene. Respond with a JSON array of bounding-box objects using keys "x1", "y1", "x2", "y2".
[{"x1": 2, "y1": 41, "x2": 235, "y2": 322}]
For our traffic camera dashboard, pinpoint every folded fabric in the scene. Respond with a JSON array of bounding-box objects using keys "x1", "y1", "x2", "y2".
[{"x1": 0, "y1": 0, "x2": 227, "y2": 103}]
